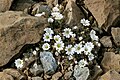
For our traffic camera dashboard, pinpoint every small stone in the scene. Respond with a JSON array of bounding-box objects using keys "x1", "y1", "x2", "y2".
[
  {"x1": 0, "y1": 72, "x2": 14, "y2": 80},
  {"x1": 30, "y1": 64, "x2": 44, "y2": 76},
  {"x1": 32, "y1": 76, "x2": 43, "y2": 80},
  {"x1": 101, "y1": 52, "x2": 120, "y2": 72},
  {"x1": 40, "y1": 51, "x2": 58, "y2": 75},
  {"x1": 73, "y1": 65, "x2": 89, "y2": 80},
  {"x1": 100, "y1": 36, "x2": 112, "y2": 47},
  {"x1": 100, "y1": 70, "x2": 120, "y2": 80},
  {"x1": 44, "y1": 74, "x2": 51, "y2": 79},
  {"x1": 64, "y1": 71, "x2": 72, "y2": 80},
  {"x1": 3, "y1": 68, "x2": 21, "y2": 79},
  {"x1": 111, "y1": 27, "x2": 120, "y2": 46},
  {"x1": 52, "y1": 72, "x2": 62, "y2": 80}
]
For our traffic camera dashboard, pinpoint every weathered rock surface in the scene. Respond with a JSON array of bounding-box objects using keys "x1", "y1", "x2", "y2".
[
  {"x1": 101, "y1": 52, "x2": 120, "y2": 72},
  {"x1": 100, "y1": 70, "x2": 120, "y2": 80},
  {"x1": 64, "y1": 71, "x2": 72, "y2": 80},
  {"x1": 46, "y1": 0, "x2": 58, "y2": 8},
  {"x1": 0, "y1": 0, "x2": 13, "y2": 12},
  {"x1": 0, "y1": 72, "x2": 14, "y2": 80},
  {"x1": 84, "y1": 0, "x2": 120, "y2": 31},
  {"x1": 32, "y1": 77, "x2": 43, "y2": 80},
  {"x1": 100, "y1": 36, "x2": 112, "y2": 47},
  {"x1": 73, "y1": 65, "x2": 89, "y2": 80},
  {"x1": 64, "y1": 0, "x2": 85, "y2": 27},
  {"x1": 89, "y1": 65, "x2": 103, "y2": 80},
  {"x1": 10, "y1": 0, "x2": 36, "y2": 11},
  {"x1": 40, "y1": 51, "x2": 58, "y2": 75},
  {"x1": 3, "y1": 68, "x2": 21, "y2": 79},
  {"x1": 52, "y1": 72, "x2": 62, "y2": 80},
  {"x1": 111, "y1": 27, "x2": 120, "y2": 46},
  {"x1": 0, "y1": 11, "x2": 47, "y2": 67}
]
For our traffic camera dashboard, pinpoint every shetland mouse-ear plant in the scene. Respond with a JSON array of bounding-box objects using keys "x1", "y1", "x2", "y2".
[{"x1": 14, "y1": 4, "x2": 101, "y2": 72}]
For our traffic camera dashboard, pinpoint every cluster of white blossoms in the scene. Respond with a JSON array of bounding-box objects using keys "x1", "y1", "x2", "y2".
[
  {"x1": 42, "y1": 28, "x2": 54, "y2": 50},
  {"x1": 48, "y1": 4, "x2": 63, "y2": 23}
]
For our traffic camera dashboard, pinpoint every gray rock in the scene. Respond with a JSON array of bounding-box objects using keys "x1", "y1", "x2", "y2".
[
  {"x1": 32, "y1": 77, "x2": 43, "y2": 80},
  {"x1": 30, "y1": 64, "x2": 44, "y2": 76},
  {"x1": 73, "y1": 65, "x2": 89, "y2": 80},
  {"x1": 111, "y1": 27, "x2": 120, "y2": 46},
  {"x1": 40, "y1": 51, "x2": 58, "y2": 75},
  {"x1": 100, "y1": 36, "x2": 112, "y2": 47}
]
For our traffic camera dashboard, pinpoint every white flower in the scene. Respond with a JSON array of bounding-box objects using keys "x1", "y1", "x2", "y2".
[
  {"x1": 63, "y1": 28, "x2": 73, "y2": 38},
  {"x1": 15, "y1": 59, "x2": 24, "y2": 69},
  {"x1": 55, "y1": 52, "x2": 59, "y2": 56},
  {"x1": 54, "y1": 13, "x2": 63, "y2": 20},
  {"x1": 43, "y1": 33, "x2": 52, "y2": 42},
  {"x1": 73, "y1": 26, "x2": 78, "y2": 29},
  {"x1": 71, "y1": 33, "x2": 76, "y2": 38},
  {"x1": 96, "y1": 42, "x2": 101, "y2": 47},
  {"x1": 78, "y1": 59, "x2": 88, "y2": 68},
  {"x1": 44, "y1": 28, "x2": 54, "y2": 35},
  {"x1": 65, "y1": 45, "x2": 75, "y2": 55},
  {"x1": 74, "y1": 43, "x2": 83, "y2": 54},
  {"x1": 35, "y1": 47, "x2": 40, "y2": 51},
  {"x1": 90, "y1": 30, "x2": 99, "y2": 41},
  {"x1": 54, "y1": 35, "x2": 61, "y2": 42},
  {"x1": 80, "y1": 18, "x2": 90, "y2": 26},
  {"x1": 51, "y1": 12, "x2": 60, "y2": 17},
  {"x1": 88, "y1": 53, "x2": 95, "y2": 61},
  {"x1": 52, "y1": 6, "x2": 59, "y2": 12},
  {"x1": 33, "y1": 50, "x2": 37, "y2": 55},
  {"x1": 74, "y1": 61, "x2": 78, "y2": 64},
  {"x1": 48, "y1": 17, "x2": 54, "y2": 23},
  {"x1": 83, "y1": 42, "x2": 94, "y2": 55},
  {"x1": 54, "y1": 41, "x2": 64, "y2": 52},
  {"x1": 85, "y1": 42, "x2": 94, "y2": 48},
  {"x1": 35, "y1": 12, "x2": 45, "y2": 17},
  {"x1": 42, "y1": 43, "x2": 50, "y2": 50},
  {"x1": 79, "y1": 37, "x2": 83, "y2": 41},
  {"x1": 51, "y1": 12, "x2": 63, "y2": 20}
]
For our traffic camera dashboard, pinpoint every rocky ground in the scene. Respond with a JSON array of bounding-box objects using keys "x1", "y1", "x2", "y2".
[{"x1": 0, "y1": 0, "x2": 120, "y2": 80}]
